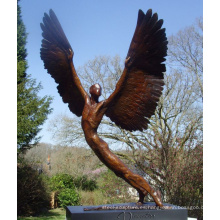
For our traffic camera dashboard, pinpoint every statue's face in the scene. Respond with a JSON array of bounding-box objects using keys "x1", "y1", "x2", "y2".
[{"x1": 89, "y1": 83, "x2": 102, "y2": 97}]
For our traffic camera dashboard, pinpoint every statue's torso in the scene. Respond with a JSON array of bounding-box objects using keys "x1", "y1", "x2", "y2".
[{"x1": 81, "y1": 97, "x2": 105, "y2": 149}]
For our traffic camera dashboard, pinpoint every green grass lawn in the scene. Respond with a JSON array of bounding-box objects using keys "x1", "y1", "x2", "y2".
[{"x1": 17, "y1": 208, "x2": 66, "y2": 220}]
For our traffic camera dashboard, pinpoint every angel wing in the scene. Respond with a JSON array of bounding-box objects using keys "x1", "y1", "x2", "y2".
[
  {"x1": 40, "y1": 9, "x2": 87, "y2": 116},
  {"x1": 104, "y1": 9, "x2": 168, "y2": 131}
]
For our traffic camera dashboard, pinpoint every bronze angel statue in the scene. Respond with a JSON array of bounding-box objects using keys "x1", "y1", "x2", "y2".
[{"x1": 40, "y1": 9, "x2": 168, "y2": 207}]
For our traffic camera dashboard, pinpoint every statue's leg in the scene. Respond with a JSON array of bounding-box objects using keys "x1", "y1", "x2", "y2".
[
  {"x1": 113, "y1": 171, "x2": 146, "y2": 204},
  {"x1": 122, "y1": 172, "x2": 163, "y2": 207},
  {"x1": 112, "y1": 165, "x2": 162, "y2": 207},
  {"x1": 86, "y1": 134, "x2": 163, "y2": 207}
]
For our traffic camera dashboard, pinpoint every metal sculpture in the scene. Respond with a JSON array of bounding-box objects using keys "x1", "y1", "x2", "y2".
[{"x1": 40, "y1": 9, "x2": 168, "y2": 207}]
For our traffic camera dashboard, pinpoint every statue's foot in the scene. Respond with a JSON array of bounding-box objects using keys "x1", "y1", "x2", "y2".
[
  {"x1": 154, "y1": 190, "x2": 163, "y2": 208},
  {"x1": 136, "y1": 201, "x2": 143, "y2": 206}
]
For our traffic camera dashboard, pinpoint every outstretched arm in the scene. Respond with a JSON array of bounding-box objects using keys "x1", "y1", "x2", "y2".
[{"x1": 103, "y1": 65, "x2": 128, "y2": 109}]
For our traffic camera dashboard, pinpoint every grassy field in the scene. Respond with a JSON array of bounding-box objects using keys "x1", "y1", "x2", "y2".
[{"x1": 17, "y1": 208, "x2": 66, "y2": 220}]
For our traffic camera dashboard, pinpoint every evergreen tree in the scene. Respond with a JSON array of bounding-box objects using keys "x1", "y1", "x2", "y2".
[{"x1": 17, "y1": 1, "x2": 52, "y2": 154}]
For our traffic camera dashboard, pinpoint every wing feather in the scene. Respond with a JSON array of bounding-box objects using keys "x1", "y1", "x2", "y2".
[
  {"x1": 104, "y1": 9, "x2": 168, "y2": 131},
  {"x1": 40, "y1": 9, "x2": 87, "y2": 116}
]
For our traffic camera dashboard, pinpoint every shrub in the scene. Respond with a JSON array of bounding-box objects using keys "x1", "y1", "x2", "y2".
[
  {"x1": 49, "y1": 173, "x2": 75, "y2": 191},
  {"x1": 58, "y1": 188, "x2": 80, "y2": 208},
  {"x1": 47, "y1": 173, "x2": 97, "y2": 208},
  {"x1": 17, "y1": 163, "x2": 50, "y2": 216},
  {"x1": 73, "y1": 175, "x2": 98, "y2": 191},
  {"x1": 48, "y1": 173, "x2": 81, "y2": 208}
]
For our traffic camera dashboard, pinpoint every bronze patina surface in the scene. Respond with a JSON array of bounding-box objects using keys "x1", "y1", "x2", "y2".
[{"x1": 40, "y1": 9, "x2": 168, "y2": 207}]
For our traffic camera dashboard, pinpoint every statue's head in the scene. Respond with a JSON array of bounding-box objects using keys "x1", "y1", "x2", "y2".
[{"x1": 89, "y1": 83, "x2": 102, "y2": 101}]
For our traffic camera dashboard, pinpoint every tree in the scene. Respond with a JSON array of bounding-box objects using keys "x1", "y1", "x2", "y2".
[
  {"x1": 24, "y1": 143, "x2": 101, "y2": 177},
  {"x1": 168, "y1": 17, "x2": 203, "y2": 100},
  {"x1": 17, "y1": 163, "x2": 50, "y2": 216},
  {"x1": 17, "y1": 1, "x2": 52, "y2": 154},
  {"x1": 121, "y1": 19, "x2": 203, "y2": 219},
  {"x1": 23, "y1": 142, "x2": 54, "y2": 174}
]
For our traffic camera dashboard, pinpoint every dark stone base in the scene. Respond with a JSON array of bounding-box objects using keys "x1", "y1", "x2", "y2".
[{"x1": 66, "y1": 202, "x2": 188, "y2": 220}]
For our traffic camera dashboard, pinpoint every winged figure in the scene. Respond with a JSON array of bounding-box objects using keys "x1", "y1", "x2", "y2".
[{"x1": 40, "y1": 9, "x2": 168, "y2": 207}]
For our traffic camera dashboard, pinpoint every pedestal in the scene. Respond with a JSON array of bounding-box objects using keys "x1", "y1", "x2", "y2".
[{"x1": 66, "y1": 202, "x2": 188, "y2": 220}]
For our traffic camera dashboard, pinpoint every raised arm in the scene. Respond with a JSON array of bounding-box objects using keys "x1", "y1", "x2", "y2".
[
  {"x1": 40, "y1": 9, "x2": 88, "y2": 116},
  {"x1": 104, "y1": 9, "x2": 168, "y2": 131}
]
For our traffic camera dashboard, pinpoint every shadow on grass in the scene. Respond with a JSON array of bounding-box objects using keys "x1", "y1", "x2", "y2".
[{"x1": 17, "y1": 208, "x2": 66, "y2": 220}]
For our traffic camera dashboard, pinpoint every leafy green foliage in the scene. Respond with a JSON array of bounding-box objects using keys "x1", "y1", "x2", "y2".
[
  {"x1": 17, "y1": 76, "x2": 52, "y2": 153},
  {"x1": 57, "y1": 188, "x2": 80, "y2": 208},
  {"x1": 17, "y1": 163, "x2": 51, "y2": 216},
  {"x1": 17, "y1": 1, "x2": 52, "y2": 154},
  {"x1": 49, "y1": 173, "x2": 98, "y2": 192},
  {"x1": 73, "y1": 175, "x2": 98, "y2": 191},
  {"x1": 49, "y1": 173, "x2": 75, "y2": 191},
  {"x1": 48, "y1": 173, "x2": 80, "y2": 208}
]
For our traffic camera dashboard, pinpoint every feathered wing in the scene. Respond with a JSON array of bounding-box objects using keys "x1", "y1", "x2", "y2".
[
  {"x1": 104, "y1": 9, "x2": 168, "y2": 131},
  {"x1": 40, "y1": 9, "x2": 87, "y2": 116}
]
